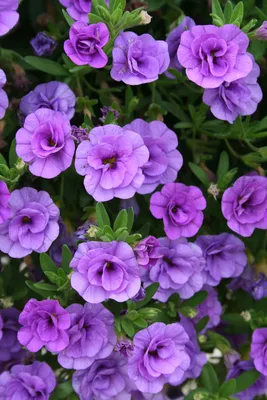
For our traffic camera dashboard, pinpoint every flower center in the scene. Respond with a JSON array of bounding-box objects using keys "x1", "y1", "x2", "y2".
[
  {"x1": 48, "y1": 138, "x2": 56, "y2": 147},
  {"x1": 103, "y1": 157, "x2": 116, "y2": 168},
  {"x1": 22, "y1": 216, "x2": 31, "y2": 223}
]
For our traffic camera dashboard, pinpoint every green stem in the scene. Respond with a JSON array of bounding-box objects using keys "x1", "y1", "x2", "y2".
[
  {"x1": 224, "y1": 139, "x2": 242, "y2": 160},
  {"x1": 245, "y1": 140, "x2": 259, "y2": 152},
  {"x1": 165, "y1": 0, "x2": 183, "y2": 13},
  {"x1": 237, "y1": 116, "x2": 246, "y2": 139}
]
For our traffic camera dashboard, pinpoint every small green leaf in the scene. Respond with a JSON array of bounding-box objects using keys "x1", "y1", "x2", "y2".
[
  {"x1": 212, "y1": 0, "x2": 224, "y2": 20},
  {"x1": 127, "y1": 207, "x2": 134, "y2": 232},
  {"x1": 224, "y1": 1, "x2": 233, "y2": 24},
  {"x1": 51, "y1": 381, "x2": 73, "y2": 400},
  {"x1": 96, "y1": 202, "x2": 110, "y2": 229},
  {"x1": 115, "y1": 230, "x2": 129, "y2": 241},
  {"x1": 218, "y1": 168, "x2": 238, "y2": 190},
  {"x1": 189, "y1": 162, "x2": 210, "y2": 187},
  {"x1": 111, "y1": 7, "x2": 123, "y2": 25},
  {"x1": 230, "y1": 2, "x2": 243, "y2": 26},
  {"x1": 121, "y1": 319, "x2": 135, "y2": 337},
  {"x1": 195, "y1": 316, "x2": 210, "y2": 333},
  {"x1": 26, "y1": 280, "x2": 57, "y2": 298},
  {"x1": 61, "y1": 245, "x2": 73, "y2": 274},
  {"x1": 201, "y1": 363, "x2": 220, "y2": 393},
  {"x1": 135, "y1": 283, "x2": 159, "y2": 310},
  {"x1": 133, "y1": 318, "x2": 148, "y2": 329},
  {"x1": 44, "y1": 271, "x2": 59, "y2": 285},
  {"x1": 88, "y1": 13, "x2": 104, "y2": 23},
  {"x1": 24, "y1": 56, "x2": 68, "y2": 76},
  {"x1": 242, "y1": 19, "x2": 258, "y2": 33},
  {"x1": 0, "y1": 154, "x2": 7, "y2": 166},
  {"x1": 62, "y1": 9, "x2": 75, "y2": 26},
  {"x1": 40, "y1": 253, "x2": 57, "y2": 274},
  {"x1": 235, "y1": 369, "x2": 260, "y2": 393},
  {"x1": 182, "y1": 291, "x2": 208, "y2": 308},
  {"x1": 96, "y1": 5, "x2": 111, "y2": 21},
  {"x1": 219, "y1": 379, "x2": 236, "y2": 397},
  {"x1": 104, "y1": 225, "x2": 115, "y2": 239},
  {"x1": 9, "y1": 139, "x2": 18, "y2": 167},
  {"x1": 114, "y1": 209, "x2": 128, "y2": 231},
  {"x1": 217, "y1": 151, "x2": 229, "y2": 181}
]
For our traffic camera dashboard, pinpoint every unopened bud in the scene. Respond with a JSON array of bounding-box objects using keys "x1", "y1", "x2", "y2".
[
  {"x1": 140, "y1": 11, "x2": 152, "y2": 25},
  {"x1": 241, "y1": 311, "x2": 251, "y2": 322},
  {"x1": 256, "y1": 21, "x2": 267, "y2": 40},
  {"x1": 208, "y1": 183, "x2": 220, "y2": 200},
  {"x1": 15, "y1": 159, "x2": 26, "y2": 172},
  {"x1": 86, "y1": 225, "x2": 99, "y2": 238},
  {"x1": 198, "y1": 334, "x2": 207, "y2": 343},
  {"x1": 0, "y1": 297, "x2": 14, "y2": 308}
]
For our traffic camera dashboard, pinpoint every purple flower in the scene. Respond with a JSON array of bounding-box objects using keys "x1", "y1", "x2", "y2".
[
  {"x1": 30, "y1": 32, "x2": 57, "y2": 56},
  {"x1": 16, "y1": 109, "x2": 75, "y2": 179},
  {"x1": 222, "y1": 175, "x2": 267, "y2": 237},
  {"x1": 0, "y1": 0, "x2": 19, "y2": 36},
  {"x1": 150, "y1": 183, "x2": 206, "y2": 239},
  {"x1": 250, "y1": 273, "x2": 267, "y2": 300},
  {"x1": 192, "y1": 285, "x2": 222, "y2": 333},
  {"x1": 177, "y1": 24, "x2": 253, "y2": 89},
  {"x1": 128, "y1": 322, "x2": 190, "y2": 393},
  {"x1": 0, "y1": 70, "x2": 8, "y2": 119},
  {"x1": 203, "y1": 56, "x2": 263, "y2": 123},
  {"x1": 0, "y1": 187, "x2": 60, "y2": 258},
  {"x1": 196, "y1": 233, "x2": 247, "y2": 286},
  {"x1": 70, "y1": 241, "x2": 141, "y2": 303},
  {"x1": 256, "y1": 21, "x2": 267, "y2": 40},
  {"x1": 49, "y1": 218, "x2": 76, "y2": 265},
  {"x1": 74, "y1": 220, "x2": 92, "y2": 240},
  {"x1": 179, "y1": 316, "x2": 207, "y2": 381},
  {"x1": 0, "y1": 308, "x2": 25, "y2": 365},
  {"x1": 111, "y1": 32, "x2": 170, "y2": 85},
  {"x1": 0, "y1": 361, "x2": 56, "y2": 400},
  {"x1": 75, "y1": 124, "x2": 149, "y2": 202},
  {"x1": 18, "y1": 299, "x2": 70, "y2": 353},
  {"x1": 0, "y1": 180, "x2": 10, "y2": 224},
  {"x1": 123, "y1": 119, "x2": 183, "y2": 194},
  {"x1": 73, "y1": 352, "x2": 133, "y2": 400},
  {"x1": 132, "y1": 286, "x2": 146, "y2": 302},
  {"x1": 251, "y1": 328, "x2": 267, "y2": 376},
  {"x1": 132, "y1": 392, "x2": 169, "y2": 400},
  {"x1": 227, "y1": 359, "x2": 267, "y2": 400},
  {"x1": 115, "y1": 337, "x2": 134, "y2": 358},
  {"x1": 59, "y1": 0, "x2": 109, "y2": 22},
  {"x1": 134, "y1": 236, "x2": 162, "y2": 268},
  {"x1": 20, "y1": 81, "x2": 76, "y2": 120},
  {"x1": 58, "y1": 303, "x2": 116, "y2": 370},
  {"x1": 64, "y1": 22, "x2": 109, "y2": 68},
  {"x1": 71, "y1": 125, "x2": 89, "y2": 143},
  {"x1": 143, "y1": 237, "x2": 205, "y2": 301},
  {"x1": 120, "y1": 197, "x2": 140, "y2": 217},
  {"x1": 166, "y1": 17, "x2": 196, "y2": 75},
  {"x1": 228, "y1": 264, "x2": 254, "y2": 294},
  {"x1": 100, "y1": 106, "x2": 119, "y2": 123}
]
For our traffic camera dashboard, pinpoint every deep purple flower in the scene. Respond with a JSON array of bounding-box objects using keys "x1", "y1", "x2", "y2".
[
  {"x1": 166, "y1": 17, "x2": 195, "y2": 75},
  {"x1": 0, "y1": 180, "x2": 10, "y2": 224},
  {"x1": 111, "y1": 32, "x2": 170, "y2": 85},
  {"x1": 132, "y1": 392, "x2": 169, "y2": 400},
  {"x1": 196, "y1": 233, "x2": 247, "y2": 286},
  {"x1": 0, "y1": 0, "x2": 19, "y2": 36},
  {"x1": 179, "y1": 316, "x2": 207, "y2": 382},
  {"x1": 134, "y1": 236, "x2": 161, "y2": 268},
  {"x1": 73, "y1": 352, "x2": 133, "y2": 400},
  {"x1": 64, "y1": 22, "x2": 109, "y2": 68},
  {"x1": 0, "y1": 308, "x2": 25, "y2": 365},
  {"x1": 30, "y1": 32, "x2": 57, "y2": 56},
  {"x1": 49, "y1": 218, "x2": 76, "y2": 265},
  {"x1": 100, "y1": 106, "x2": 119, "y2": 123},
  {"x1": 0, "y1": 361, "x2": 56, "y2": 400},
  {"x1": 70, "y1": 241, "x2": 141, "y2": 303},
  {"x1": 222, "y1": 175, "x2": 267, "y2": 237},
  {"x1": 128, "y1": 322, "x2": 190, "y2": 393},
  {"x1": 123, "y1": 119, "x2": 183, "y2": 194},
  {"x1": 71, "y1": 125, "x2": 89, "y2": 143},
  {"x1": 75, "y1": 124, "x2": 149, "y2": 201},
  {"x1": 0, "y1": 187, "x2": 60, "y2": 258},
  {"x1": 203, "y1": 56, "x2": 263, "y2": 123},
  {"x1": 178, "y1": 24, "x2": 253, "y2": 89},
  {"x1": 58, "y1": 303, "x2": 116, "y2": 370},
  {"x1": 251, "y1": 328, "x2": 267, "y2": 376},
  {"x1": 150, "y1": 183, "x2": 206, "y2": 239},
  {"x1": 192, "y1": 285, "x2": 222, "y2": 333},
  {"x1": 132, "y1": 286, "x2": 146, "y2": 302},
  {"x1": 229, "y1": 265, "x2": 267, "y2": 301},
  {"x1": 20, "y1": 81, "x2": 76, "y2": 120},
  {"x1": 227, "y1": 359, "x2": 267, "y2": 400},
  {"x1": 18, "y1": 299, "x2": 70, "y2": 353},
  {"x1": 115, "y1": 337, "x2": 134, "y2": 358},
  {"x1": 142, "y1": 237, "x2": 205, "y2": 301},
  {"x1": 120, "y1": 196, "x2": 140, "y2": 217},
  {"x1": 256, "y1": 21, "x2": 267, "y2": 40},
  {"x1": 59, "y1": 0, "x2": 109, "y2": 22},
  {"x1": 16, "y1": 109, "x2": 75, "y2": 179},
  {"x1": 0, "y1": 70, "x2": 8, "y2": 119}
]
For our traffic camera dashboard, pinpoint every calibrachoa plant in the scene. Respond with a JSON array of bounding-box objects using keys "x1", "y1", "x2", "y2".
[{"x1": 2, "y1": 0, "x2": 267, "y2": 399}]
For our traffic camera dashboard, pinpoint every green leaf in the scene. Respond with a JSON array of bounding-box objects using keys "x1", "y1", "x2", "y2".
[
  {"x1": 104, "y1": 225, "x2": 115, "y2": 239},
  {"x1": 95, "y1": 202, "x2": 110, "y2": 229},
  {"x1": 0, "y1": 154, "x2": 7, "y2": 166},
  {"x1": 135, "y1": 283, "x2": 159, "y2": 310},
  {"x1": 242, "y1": 18, "x2": 257, "y2": 33},
  {"x1": 61, "y1": 245, "x2": 73, "y2": 274},
  {"x1": 96, "y1": 5, "x2": 111, "y2": 21},
  {"x1": 174, "y1": 122, "x2": 193, "y2": 129},
  {"x1": 62, "y1": 9, "x2": 74, "y2": 26},
  {"x1": 9, "y1": 139, "x2": 18, "y2": 167},
  {"x1": 182, "y1": 291, "x2": 208, "y2": 308},
  {"x1": 121, "y1": 319, "x2": 135, "y2": 337},
  {"x1": 219, "y1": 379, "x2": 236, "y2": 397},
  {"x1": 133, "y1": 318, "x2": 148, "y2": 329},
  {"x1": 235, "y1": 369, "x2": 260, "y2": 393},
  {"x1": 111, "y1": 7, "x2": 123, "y2": 25},
  {"x1": 127, "y1": 208, "x2": 134, "y2": 232},
  {"x1": 26, "y1": 280, "x2": 57, "y2": 298},
  {"x1": 148, "y1": 0, "x2": 165, "y2": 11},
  {"x1": 217, "y1": 151, "x2": 229, "y2": 181},
  {"x1": 88, "y1": 13, "x2": 104, "y2": 23},
  {"x1": 115, "y1": 230, "x2": 129, "y2": 241},
  {"x1": 24, "y1": 56, "x2": 68, "y2": 76},
  {"x1": 195, "y1": 316, "x2": 210, "y2": 333},
  {"x1": 230, "y1": 2, "x2": 243, "y2": 26},
  {"x1": 114, "y1": 209, "x2": 128, "y2": 231},
  {"x1": 109, "y1": 0, "x2": 125, "y2": 13},
  {"x1": 51, "y1": 381, "x2": 73, "y2": 400},
  {"x1": 44, "y1": 271, "x2": 59, "y2": 285},
  {"x1": 40, "y1": 253, "x2": 57, "y2": 274},
  {"x1": 212, "y1": 0, "x2": 224, "y2": 20},
  {"x1": 201, "y1": 363, "x2": 220, "y2": 393},
  {"x1": 184, "y1": 389, "x2": 210, "y2": 400},
  {"x1": 208, "y1": 331, "x2": 231, "y2": 352},
  {"x1": 189, "y1": 162, "x2": 210, "y2": 187},
  {"x1": 224, "y1": 1, "x2": 233, "y2": 24},
  {"x1": 218, "y1": 168, "x2": 238, "y2": 190}
]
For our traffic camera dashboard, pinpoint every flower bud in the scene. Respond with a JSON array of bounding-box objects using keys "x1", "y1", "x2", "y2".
[
  {"x1": 140, "y1": 11, "x2": 152, "y2": 25},
  {"x1": 256, "y1": 21, "x2": 267, "y2": 40}
]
